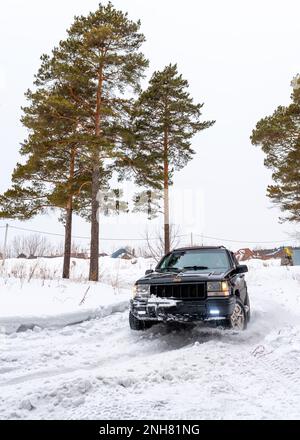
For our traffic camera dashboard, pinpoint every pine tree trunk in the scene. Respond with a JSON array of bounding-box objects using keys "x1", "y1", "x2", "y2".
[
  {"x1": 89, "y1": 64, "x2": 103, "y2": 282},
  {"x1": 89, "y1": 165, "x2": 100, "y2": 281},
  {"x1": 163, "y1": 127, "x2": 170, "y2": 254},
  {"x1": 62, "y1": 200, "x2": 73, "y2": 279},
  {"x1": 62, "y1": 146, "x2": 75, "y2": 279}
]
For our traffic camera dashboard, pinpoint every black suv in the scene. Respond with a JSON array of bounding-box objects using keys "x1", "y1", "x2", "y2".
[{"x1": 129, "y1": 246, "x2": 250, "y2": 331}]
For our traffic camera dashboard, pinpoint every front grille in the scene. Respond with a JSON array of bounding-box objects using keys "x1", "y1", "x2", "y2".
[{"x1": 150, "y1": 283, "x2": 206, "y2": 300}]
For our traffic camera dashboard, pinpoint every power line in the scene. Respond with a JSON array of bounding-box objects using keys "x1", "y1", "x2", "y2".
[
  {"x1": 1, "y1": 223, "x2": 298, "y2": 245},
  {"x1": 6, "y1": 224, "x2": 181, "y2": 242},
  {"x1": 194, "y1": 234, "x2": 297, "y2": 245},
  {"x1": 9, "y1": 225, "x2": 90, "y2": 240}
]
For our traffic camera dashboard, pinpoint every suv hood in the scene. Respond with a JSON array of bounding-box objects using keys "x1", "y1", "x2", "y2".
[{"x1": 138, "y1": 269, "x2": 232, "y2": 284}]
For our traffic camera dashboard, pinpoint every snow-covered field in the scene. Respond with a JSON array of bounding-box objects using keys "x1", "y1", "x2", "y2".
[{"x1": 0, "y1": 257, "x2": 300, "y2": 420}]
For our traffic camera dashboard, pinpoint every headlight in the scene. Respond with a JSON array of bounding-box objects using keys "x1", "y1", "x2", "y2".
[
  {"x1": 207, "y1": 281, "x2": 222, "y2": 292},
  {"x1": 133, "y1": 284, "x2": 150, "y2": 299},
  {"x1": 207, "y1": 281, "x2": 230, "y2": 297}
]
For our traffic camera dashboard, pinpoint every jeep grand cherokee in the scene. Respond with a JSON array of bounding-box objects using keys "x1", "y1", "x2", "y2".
[{"x1": 129, "y1": 246, "x2": 250, "y2": 331}]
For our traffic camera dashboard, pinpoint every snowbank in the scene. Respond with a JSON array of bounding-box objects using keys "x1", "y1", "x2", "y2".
[
  {"x1": 245, "y1": 258, "x2": 281, "y2": 268},
  {"x1": 0, "y1": 256, "x2": 153, "y2": 334},
  {"x1": 0, "y1": 279, "x2": 130, "y2": 334},
  {"x1": 246, "y1": 263, "x2": 300, "y2": 318}
]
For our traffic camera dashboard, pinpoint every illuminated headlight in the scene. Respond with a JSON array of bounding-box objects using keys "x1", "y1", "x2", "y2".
[
  {"x1": 207, "y1": 281, "x2": 230, "y2": 297},
  {"x1": 133, "y1": 284, "x2": 150, "y2": 299}
]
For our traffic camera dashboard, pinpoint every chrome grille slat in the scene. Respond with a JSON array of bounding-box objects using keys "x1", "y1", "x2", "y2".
[{"x1": 150, "y1": 283, "x2": 206, "y2": 300}]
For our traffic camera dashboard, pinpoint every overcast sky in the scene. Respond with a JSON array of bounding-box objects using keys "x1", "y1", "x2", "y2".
[{"x1": 0, "y1": 0, "x2": 300, "y2": 252}]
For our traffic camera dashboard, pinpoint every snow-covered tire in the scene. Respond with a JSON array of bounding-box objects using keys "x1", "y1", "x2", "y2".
[
  {"x1": 245, "y1": 293, "x2": 251, "y2": 323},
  {"x1": 217, "y1": 298, "x2": 247, "y2": 330},
  {"x1": 228, "y1": 298, "x2": 247, "y2": 330},
  {"x1": 129, "y1": 312, "x2": 154, "y2": 331}
]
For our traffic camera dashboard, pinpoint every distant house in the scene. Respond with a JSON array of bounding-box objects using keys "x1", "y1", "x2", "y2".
[
  {"x1": 111, "y1": 248, "x2": 135, "y2": 260},
  {"x1": 17, "y1": 253, "x2": 27, "y2": 259},
  {"x1": 252, "y1": 248, "x2": 286, "y2": 260},
  {"x1": 236, "y1": 246, "x2": 300, "y2": 266},
  {"x1": 70, "y1": 252, "x2": 89, "y2": 259},
  {"x1": 235, "y1": 248, "x2": 254, "y2": 262},
  {"x1": 235, "y1": 247, "x2": 286, "y2": 262},
  {"x1": 293, "y1": 248, "x2": 300, "y2": 266}
]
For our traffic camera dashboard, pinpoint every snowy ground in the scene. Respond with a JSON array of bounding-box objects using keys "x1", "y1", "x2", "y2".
[{"x1": 0, "y1": 257, "x2": 300, "y2": 420}]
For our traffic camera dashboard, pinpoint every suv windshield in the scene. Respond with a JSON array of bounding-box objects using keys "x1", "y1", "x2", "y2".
[{"x1": 158, "y1": 249, "x2": 231, "y2": 272}]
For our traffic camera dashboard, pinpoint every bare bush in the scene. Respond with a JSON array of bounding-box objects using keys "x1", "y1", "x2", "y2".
[
  {"x1": 0, "y1": 244, "x2": 13, "y2": 260},
  {"x1": 52, "y1": 240, "x2": 64, "y2": 257},
  {"x1": 108, "y1": 261, "x2": 123, "y2": 294},
  {"x1": 11, "y1": 234, "x2": 53, "y2": 258},
  {"x1": 28, "y1": 262, "x2": 39, "y2": 282},
  {"x1": 10, "y1": 262, "x2": 27, "y2": 281},
  {"x1": 144, "y1": 225, "x2": 181, "y2": 262},
  {"x1": 71, "y1": 241, "x2": 88, "y2": 258}
]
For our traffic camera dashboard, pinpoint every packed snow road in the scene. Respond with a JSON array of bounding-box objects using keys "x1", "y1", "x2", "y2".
[{"x1": 1, "y1": 261, "x2": 300, "y2": 420}]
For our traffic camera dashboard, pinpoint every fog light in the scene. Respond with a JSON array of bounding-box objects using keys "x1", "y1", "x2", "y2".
[{"x1": 209, "y1": 309, "x2": 220, "y2": 315}]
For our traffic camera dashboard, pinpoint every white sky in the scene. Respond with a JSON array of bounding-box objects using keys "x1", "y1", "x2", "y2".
[{"x1": 0, "y1": 0, "x2": 300, "y2": 252}]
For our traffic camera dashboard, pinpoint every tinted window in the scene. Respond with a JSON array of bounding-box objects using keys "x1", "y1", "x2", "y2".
[{"x1": 158, "y1": 249, "x2": 231, "y2": 272}]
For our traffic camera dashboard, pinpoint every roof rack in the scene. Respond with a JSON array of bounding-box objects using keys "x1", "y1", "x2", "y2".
[{"x1": 173, "y1": 245, "x2": 227, "y2": 251}]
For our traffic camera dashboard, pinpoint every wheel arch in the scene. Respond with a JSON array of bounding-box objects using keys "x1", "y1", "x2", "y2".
[{"x1": 234, "y1": 289, "x2": 240, "y2": 298}]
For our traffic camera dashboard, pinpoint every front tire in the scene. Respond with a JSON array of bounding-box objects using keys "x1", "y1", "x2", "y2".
[
  {"x1": 228, "y1": 298, "x2": 247, "y2": 330},
  {"x1": 245, "y1": 293, "x2": 251, "y2": 323},
  {"x1": 129, "y1": 311, "x2": 154, "y2": 331}
]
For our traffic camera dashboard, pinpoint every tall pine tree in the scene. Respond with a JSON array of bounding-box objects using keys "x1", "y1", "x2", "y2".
[
  {"x1": 251, "y1": 75, "x2": 300, "y2": 223},
  {"x1": 1, "y1": 3, "x2": 161, "y2": 280},
  {"x1": 0, "y1": 83, "x2": 117, "y2": 278},
  {"x1": 41, "y1": 2, "x2": 149, "y2": 281},
  {"x1": 133, "y1": 64, "x2": 215, "y2": 253},
  {"x1": 0, "y1": 84, "x2": 94, "y2": 278}
]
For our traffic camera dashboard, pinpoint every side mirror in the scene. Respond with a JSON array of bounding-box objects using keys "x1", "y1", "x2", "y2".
[
  {"x1": 145, "y1": 269, "x2": 154, "y2": 275},
  {"x1": 236, "y1": 265, "x2": 248, "y2": 274}
]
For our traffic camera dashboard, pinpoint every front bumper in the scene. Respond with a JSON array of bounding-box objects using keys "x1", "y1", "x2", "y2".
[{"x1": 130, "y1": 296, "x2": 236, "y2": 323}]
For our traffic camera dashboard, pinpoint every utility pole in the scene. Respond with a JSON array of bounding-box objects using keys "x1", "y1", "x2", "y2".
[
  {"x1": 190, "y1": 232, "x2": 193, "y2": 247},
  {"x1": 2, "y1": 224, "x2": 8, "y2": 266}
]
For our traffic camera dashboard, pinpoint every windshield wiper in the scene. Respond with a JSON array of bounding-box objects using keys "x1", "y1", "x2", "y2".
[
  {"x1": 183, "y1": 266, "x2": 209, "y2": 271},
  {"x1": 157, "y1": 267, "x2": 182, "y2": 273}
]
